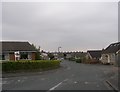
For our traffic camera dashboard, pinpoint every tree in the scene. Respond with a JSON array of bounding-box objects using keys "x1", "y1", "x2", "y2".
[
  {"x1": 48, "y1": 53, "x2": 54, "y2": 60},
  {"x1": 31, "y1": 44, "x2": 41, "y2": 60}
]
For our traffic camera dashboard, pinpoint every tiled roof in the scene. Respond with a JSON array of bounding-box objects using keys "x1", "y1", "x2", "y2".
[
  {"x1": 87, "y1": 50, "x2": 102, "y2": 58},
  {"x1": 0, "y1": 41, "x2": 37, "y2": 52},
  {"x1": 102, "y1": 42, "x2": 120, "y2": 54}
]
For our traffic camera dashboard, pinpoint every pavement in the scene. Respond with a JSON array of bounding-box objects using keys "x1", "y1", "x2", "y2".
[{"x1": 105, "y1": 67, "x2": 119, "y2": 92}]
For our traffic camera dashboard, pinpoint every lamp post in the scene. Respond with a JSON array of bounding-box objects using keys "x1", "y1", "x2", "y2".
[
  {"x1": 58, "y1": 47, "x2": 62, "y2": 59},
  {"x1": 58, "y1": 47, "x2": 62, "y2": 52}
]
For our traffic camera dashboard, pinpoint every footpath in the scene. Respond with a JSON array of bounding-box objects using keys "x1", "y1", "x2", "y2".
[{"x1": 106, "y1": 67, "x2": 119, "y2": 92}]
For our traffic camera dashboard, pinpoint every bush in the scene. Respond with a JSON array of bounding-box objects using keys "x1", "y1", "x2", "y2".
[
  {"x1": 48, "y1": 53, "x2": 55, "y2": 60},
  {"x1": 75, "y1": 58, "x2": 82, "y2": 63},
  {"x1": 68, "y1": 57, "x2": 76, "y2": 61},
  {"x1": 2, "y1": 60, "x2": 60, "y2": 72}
]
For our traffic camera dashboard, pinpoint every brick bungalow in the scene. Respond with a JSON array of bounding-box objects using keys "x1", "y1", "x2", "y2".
[
  {"x1": 101, "y1": 42, "x2": 120, "y2": 65},
  {"x1": 0, "y1": 41, "x2": 37, "y2": 61},
  {"x1": 86, "y1": 50, "x2": 102, "y2": 63}
]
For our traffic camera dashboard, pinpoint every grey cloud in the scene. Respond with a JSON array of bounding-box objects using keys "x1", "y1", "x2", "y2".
[{"x1": 2, "y1": 2, "x2": 118, "y2": 51}]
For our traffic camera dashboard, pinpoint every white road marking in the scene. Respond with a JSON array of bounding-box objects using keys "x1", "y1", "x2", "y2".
[
  {"x1": 97, "y1": 85, "x2": 100, "y2": 87},
  {"x1": 23, "y1": 77, "x2": 28, "y2": 79},
  {"x1": 49, "y1": 79, "x2": 68, "y2": 91},
  {"x1": 41, "y1": 78, "x2": 45, "y2": 80},
  {"x1": 67, "y1": 67, "x2": 71, "y2": 70},
  {"x1": 2, "y1": 78, "x2": 8, "y2": 80},
  {"x1": 63, "y1": 79, "x2": 68, "y2": 82},
  {"x1": 2, "y1": 81, "x2": 8, "y2": 84},
  {"x1": 17, "y1": 80, "x2": 21, "y2": 82},
  {"x1": 71, "y1": 74, "x2": 74, "y2": 77},
  {"x1": 39, "y1": 72, "x2": 42, "y2": 74},
  {"x1": 49, "y1": 82, "x2": 62, "y2": 90},
  {"x1": 74, "y1": 81, "x2": 78, "y2": 84},
  {"x1": 84, "y1": 82, "x2": 89, "y2": 84}
]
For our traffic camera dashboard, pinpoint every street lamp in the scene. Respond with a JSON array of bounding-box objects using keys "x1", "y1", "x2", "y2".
[
  {"x1": 57, "y1": 47, "x2": 62, "y2": 59},
  {"x1": 58, "y1": 47, "x2": 62, "y2": 52}
]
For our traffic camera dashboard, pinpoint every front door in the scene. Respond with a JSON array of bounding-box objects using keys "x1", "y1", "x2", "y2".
[
  {"x1": 9, "y1": 53, "x2": 15, "y2": 60},
  {"x1": 107, "y1": 55, "x2": 110, "y2": 63}
]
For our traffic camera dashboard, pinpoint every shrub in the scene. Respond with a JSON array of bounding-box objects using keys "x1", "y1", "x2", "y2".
[
  {"x1": 75, "y1": 58, "x2": 82, "y2": 63},
  {"x1": 2, "y1": 60, "x2": 60, "y2": 72},
  {"x1": 48, "y1": 53, "x2": 55, "y2": 60},
  {"x1": 68, "y1": 57, "x2": 76, "y2": 61}
]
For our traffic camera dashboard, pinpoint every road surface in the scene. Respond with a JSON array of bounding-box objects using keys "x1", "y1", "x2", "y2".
[{"x1": 2, "y1": 60, "x2": 115, "y2": 91}]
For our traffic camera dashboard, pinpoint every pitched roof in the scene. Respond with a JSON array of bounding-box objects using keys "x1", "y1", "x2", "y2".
[
  {"x1": 87, "y1": 50, "x2": 102, "y2": 58},
  {"x1": 102, "y1": 42, "x2": 120, "y2": 54},
  {"x1": 0, "y1": 41, "x2": 37, "y2": 52}
]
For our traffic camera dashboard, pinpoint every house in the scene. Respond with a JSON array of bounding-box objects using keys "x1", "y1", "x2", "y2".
[
  {"x1": 101, "y1": 42, "x2": 120, "y2": 65},
  {"x1": 66, "y1": 52, "x2": 72, "y2": 59},
  {"x1": 63, "y1": 51, "x2": 86, "y2": 61},
  {"x1": 86, "y1": 50, "x2": 102, "y2": 63},
  {"x1": 0, "y1": 41, "x2": 37, "y2": 61},
  {"x1": 116, "y1": 50, "x2": 120, "y2": 66},
  {"x1": 40, "y1": 50, "x2": 50, "y2": 60}
]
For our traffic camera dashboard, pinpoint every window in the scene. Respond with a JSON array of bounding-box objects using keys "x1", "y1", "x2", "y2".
[
  {"x1": 20, "y1": 52, "x2": 28, "y2": 59},
  {"x1": 105, "y1": 55, "x2": 108, "y2": 57},
  {"x1": 0, "y1": 54, "x2": 5, "y2": 60}
]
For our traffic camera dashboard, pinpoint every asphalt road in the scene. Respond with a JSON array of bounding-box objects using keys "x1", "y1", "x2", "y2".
[{"x1": 2, "y1": 60, "x2": 115, "y2": 91}]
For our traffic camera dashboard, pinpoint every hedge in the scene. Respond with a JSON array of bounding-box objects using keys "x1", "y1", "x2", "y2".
[
  {"x1": 75, "y1": 59, "x2": 82, "y2": 63},
  {"x1": 2, "y1": 60, "x2": 60, "y2": 72}
]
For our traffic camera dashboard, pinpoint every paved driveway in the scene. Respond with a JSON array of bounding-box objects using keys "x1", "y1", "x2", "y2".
[{"x1": 2, "y1": 60, "x2": 115, "y2": 91}]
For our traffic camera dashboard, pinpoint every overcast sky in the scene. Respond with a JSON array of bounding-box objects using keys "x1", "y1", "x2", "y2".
[{"x1": 2, "y1": 2, "x2": 118, "y2": 52}]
